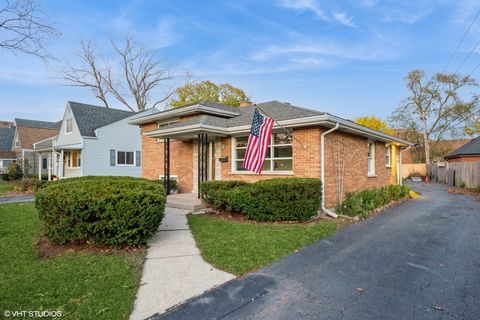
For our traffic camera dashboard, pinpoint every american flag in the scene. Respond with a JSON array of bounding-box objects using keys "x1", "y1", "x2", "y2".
[{"x1": 243, "y1": 108, "x2": 274, "y2": 173}]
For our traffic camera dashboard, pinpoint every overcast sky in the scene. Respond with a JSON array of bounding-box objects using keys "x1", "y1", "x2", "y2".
[{"x1": 1, "y1": 0, "x2": 479, "y2": 122}]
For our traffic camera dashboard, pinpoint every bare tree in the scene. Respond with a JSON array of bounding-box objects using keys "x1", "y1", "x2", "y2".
[
  {"x1": 390, "y1": 69, "x2": 479, "y2": 164},
  {"x1": 63, "y1": 37, "x2": 178, "y2": 111},
  {"x1": 0, "y1": 0, "x2": 58, "y2": 61},
  {"x1": 63, "y1": 40, "x2": 110, "y2": 108}
]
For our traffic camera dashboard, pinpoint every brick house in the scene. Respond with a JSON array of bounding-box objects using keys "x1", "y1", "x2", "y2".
[
  {"x1": 129, "y1": 101, "x2": 412, "y2": 209},
  {"x1": 445, "y1": 136, "x2": 480, "y2": 163}
]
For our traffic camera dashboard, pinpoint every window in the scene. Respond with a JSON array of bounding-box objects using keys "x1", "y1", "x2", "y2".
[
  {"x1": 42, "y1": 157, "x2": 48, "y2": 170},
  {"x1": 233, "y1": 132, "x2": 293, "y2": 172},
  {"x1": 15, "y1": 139, "x2": 19, "y2": 148},
  {"x1": 385, "y1": 145, "x2": 392, "y2": 167},
  {"x1": 117, "y1": 151, "x2": 135, "y2": 166},
  {"x1": 65, "y1": 119, "x2": 73, "y2": 133},
  {"x1": 66, "y1": 151, "x2": 81, "y2": 168},
  {"x1": 368, "y1": 141, "x2": 375, "y2": 176}
]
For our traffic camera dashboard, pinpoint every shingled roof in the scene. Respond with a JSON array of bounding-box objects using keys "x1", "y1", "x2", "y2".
[
  {"x1": 445, "y1": 136, "x2": 480, "y2": 159},
  {"x1": 15, "y1": 118, "x2": 61, "y2": 130},
  {"x1": 68, "y1": 101, "x2": 134, "y2": 137},
  {"x1": 0, "y1": 127, "x2": 15, "y2": 151}
]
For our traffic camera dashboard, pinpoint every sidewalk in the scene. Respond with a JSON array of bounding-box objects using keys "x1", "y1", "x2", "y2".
[
  {"x1": 130, "y1": 207, "x2": 235, "y2": 320},
  {"x1": 0, "y1": 195, "x2": 35, "y2": 204}
]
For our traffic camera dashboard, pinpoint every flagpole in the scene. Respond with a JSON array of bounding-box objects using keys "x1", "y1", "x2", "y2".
[{"x1": 254, "y1": 103, "x2": 307, "y2": 149}]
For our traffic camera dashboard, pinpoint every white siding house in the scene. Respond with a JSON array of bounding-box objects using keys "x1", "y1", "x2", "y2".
[{"x1": 34, "y1": 101, "x2": 154, "y2": 179}]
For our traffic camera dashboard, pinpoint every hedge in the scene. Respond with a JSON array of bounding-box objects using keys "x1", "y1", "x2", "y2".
[
  {"x1": 35, "y1": 176, "x2": 166, "y2": 247},
  {"x1": 201, "y1": 178, "x2": 322, "y2": 222},
  {"x1": 336, "y1": 185, "x2": 411, "y2": 219}
]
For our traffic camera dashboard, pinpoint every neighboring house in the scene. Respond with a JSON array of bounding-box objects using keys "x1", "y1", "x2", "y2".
[
  {"x1": 34, "y1": 101, "x2": 150, "y2": 179},
  {"x1": 11, "y1": 118, "x2": 60, "y2": 176},
  {"x1": 129, "y1": 100, "x2": 413, "y2": 208},
  {"x1": 445, "y1": 136, "x2": 480, "y2": 162},
  {"x1": 0, "y1": 125, "x2": 16, "y2": 173}
]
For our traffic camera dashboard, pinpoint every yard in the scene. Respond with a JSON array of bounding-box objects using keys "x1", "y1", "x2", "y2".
[
  {"x1": 0, "y1": 203, "x2": 145, "y2": 320},
  {"x1": 188, "y1": 214, "x2": 337, "y2": 276},
  {"x1": 0, "y1": 181, "x2": 13, "y2": 196}
]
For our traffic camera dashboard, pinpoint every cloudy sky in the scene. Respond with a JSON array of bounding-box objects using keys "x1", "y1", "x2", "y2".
[{"x1": 0, "y1": 0, "x2": 479, "y2": 122}]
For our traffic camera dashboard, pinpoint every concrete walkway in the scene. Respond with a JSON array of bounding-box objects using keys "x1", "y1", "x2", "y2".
[
  {"x1": 0, "y1": 195, "x2": 35, "y2": 204},
  {"x1": 130, "y1": 207, "x2": 235, "y2": 320}
]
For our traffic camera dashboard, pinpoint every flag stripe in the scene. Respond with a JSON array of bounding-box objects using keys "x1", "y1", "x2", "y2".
[{"x1": 244, "y1": 109, "x2": 274, "y2": 174}]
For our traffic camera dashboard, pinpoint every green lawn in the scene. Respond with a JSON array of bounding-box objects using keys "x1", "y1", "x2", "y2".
[
  {"x1": 0, "y1": 203, "x2": 145, "y2": 320},
  {"x1": 188, "y1": 214, "x2": 337, "y2": 276},
  {"x1": 0, "y1": 181, "x2": 13, "y2": 195}
]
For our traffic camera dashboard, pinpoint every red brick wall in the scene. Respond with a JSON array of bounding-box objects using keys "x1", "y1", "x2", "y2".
[
  {"x1": 220, "y1": 127, "x2": 396, "y2": 208},
  {"x1": 141, "y1": 123, "x2": 399, "y2": 207},
  {"x1": 141, "y1": 123, "x2": 194, "y2": 192},
  {"x1": 447, "y1": 156, "x2": 480, "y2": 163}
]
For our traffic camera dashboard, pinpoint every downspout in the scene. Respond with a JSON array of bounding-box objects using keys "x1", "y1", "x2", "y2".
[
  {"x1": 399, "y1": 145, "x2": 412, "y2": 186},
  {"x1": 321, "y1": 123, "x2": 340, "y2": 218}
]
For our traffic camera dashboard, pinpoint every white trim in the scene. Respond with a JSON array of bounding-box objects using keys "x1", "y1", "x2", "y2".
[
  {"x1": 231, "y1": 133, "x2": 293, "y2": 173},
  {"x1": 367, "y1": 140, "x2": 375, "y2": 176},
  {"x1": 129, "y1": 104, "x2": 240, "y2": 125},
  {"x1": 321, "y1": 123, "x2": 339, "y2": 218},
  {"x1": 115, "y1": 150, "x2": 136, "y2": 166},
  {"x1": 385, "y1": 145, "x2": 392, "y2": 168}
]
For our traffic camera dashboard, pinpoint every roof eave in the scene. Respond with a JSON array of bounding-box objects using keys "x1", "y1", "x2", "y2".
[{"x1": 129, "y1": 104, "x2": 241, "y2": 125}]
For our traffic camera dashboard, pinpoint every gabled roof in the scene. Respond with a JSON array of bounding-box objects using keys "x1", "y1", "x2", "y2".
[
  {"x1": 16, "y1": 126, "x2": 59, "y2": 149},
  {"x1": 15, "y1": 118, "x2": 61, "y2": 130},
  {"x1": 445, "y1": 136, "x2": 480, "y2": 159},
  {"x1": 0, "y1": 127, "x2": 15, "y2": 151},
  {"x1": 68, "y1": 101, "x2": 134, "y2": 137}
]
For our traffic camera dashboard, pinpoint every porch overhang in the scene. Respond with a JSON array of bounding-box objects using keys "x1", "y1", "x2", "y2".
[{"x1": 144, "y1": 123, "x2": 229, "y2": 140}]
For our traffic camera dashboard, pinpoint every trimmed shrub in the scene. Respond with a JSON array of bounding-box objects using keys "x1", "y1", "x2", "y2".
[
  {"x1": 35, "y1": 176, "x2": 166, "y2": 247},
  {"x1": 201, "y1": 178, "x2": 322, "y2": 222},
  {"x1": 337, "y1": 185, "x2": 411, "y2": 219},
  {"x1": 201, "y1": 180, "x2": 247, "y2": 210}
]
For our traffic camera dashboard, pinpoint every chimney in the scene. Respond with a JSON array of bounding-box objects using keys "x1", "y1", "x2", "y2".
[{"x1": 239, "y1": 100, "x2": 252, "y2": 107}]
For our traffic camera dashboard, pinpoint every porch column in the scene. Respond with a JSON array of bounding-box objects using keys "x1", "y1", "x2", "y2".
[
  {"x1": 163, "y1": 138, "x2": 170, "y2": 195},
  {"x1": 197, "y1": 134, "x2": 208, "y2": 198},
  {"x1": 59, "y1": 150, "x2": 64, "y2": 179},
  {"x1": 48, "y1": 153, "x2": 52, "y2": 181},
  {"x1": 38, "y1": 153, "x2": 42, "y2": 181}
]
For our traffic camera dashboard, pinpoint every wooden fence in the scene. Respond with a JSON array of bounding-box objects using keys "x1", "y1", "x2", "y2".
[
  {"x1": 402, "y1": 163, "x2": 427, "y2": 179},
  {"x1": 427, "y1": 162, "x2": 480, "y2": 188}
]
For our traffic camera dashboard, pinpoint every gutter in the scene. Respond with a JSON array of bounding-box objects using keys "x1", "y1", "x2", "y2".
[{"x1": 321, "y1": 123, "x2": 340, "y2": 218}]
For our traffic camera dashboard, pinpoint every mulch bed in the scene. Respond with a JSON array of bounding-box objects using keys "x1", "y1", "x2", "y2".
[
  {"x1": 447, "y1": 187, "x2": 480, "y2": 197},
  {"x1": 199, "y1": 208, "x2": 345, "y2": 227},
  {"x1": 36, "y1": 236, "x2": 143, "y2": 259}
]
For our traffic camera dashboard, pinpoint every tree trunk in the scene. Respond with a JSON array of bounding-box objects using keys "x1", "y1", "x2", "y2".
[{"x1": 421, "y1": 114, "x2": 431, "y2": 164}]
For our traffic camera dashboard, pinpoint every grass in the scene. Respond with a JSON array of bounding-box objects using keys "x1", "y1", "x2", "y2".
[
  {"x1": 188, "y1": 214, "x2": 337, "y2": 276},
  {"x1": 0, "y1": 181, "x2": 14, "y2": 195},
  {"x1": 0, "y1": 203, "x2": 145, "y2": 320}
]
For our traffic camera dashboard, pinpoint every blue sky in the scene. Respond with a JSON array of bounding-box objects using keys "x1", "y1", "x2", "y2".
[{"x1": 1, "y1": 0, "x2": 479, "y2": 122}]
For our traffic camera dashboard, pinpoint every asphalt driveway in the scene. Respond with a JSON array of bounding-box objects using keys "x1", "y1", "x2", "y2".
[{"x1": 153, "y1": 182, "x2": 480, "y2": 320}]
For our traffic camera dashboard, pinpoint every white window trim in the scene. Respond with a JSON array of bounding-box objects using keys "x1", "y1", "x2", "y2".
[
  {"x1": 368, "y1": 140, "x2": 376, "y2": 177},
  {"x1": 231, "y1": 133, "x2": 294, "y2": 174},
  {"x1": 66, "y1": 151, "x2": 82, "y2": 168},
  {"x1": 385, "y1": 145, "x2": 392, "y2": 168},
  {"x1": 116, "y1": 150, "x2": 136, "y2": 167},
  {"x1": 156, "y1": 120, "x2": 180, "y2": 142},
  {"x1": 65, "y1": 119, "x2": 73, "y2": 134}
]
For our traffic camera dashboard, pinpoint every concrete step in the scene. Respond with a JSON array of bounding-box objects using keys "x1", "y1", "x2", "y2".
[{"x1": 166, "y1": 193, "x2": 204, "y2": 212}]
